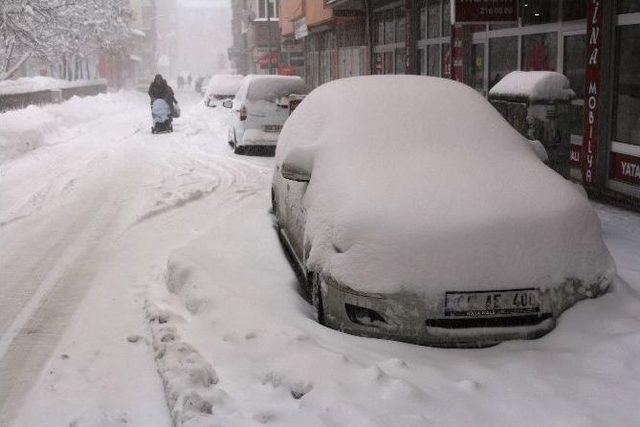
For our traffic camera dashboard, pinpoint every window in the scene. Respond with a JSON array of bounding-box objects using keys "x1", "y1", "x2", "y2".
[
  {"x1": 376, "y1": 13, "x2": 384, "y2": 44},
  {"x1": 443, "y1": 0, "x2": 451, "y2": 30},
  {"x1": 519, "y1": 0, "x2": 558, "y2": 26},
  {"x1": 618, "y1": 0, "x2": 640, "y2": 13},
  {"x1": 257, "y1": 0, "x2": 279, "y2": 19},
  {"x1": 384, "y1": 51, "x2": 394, "y2": 74},
  {"x1": 396, "y1": 8, "x2": 406, "y2": 44},
  {"x1": 419, "y1": 2, "x2": 427, "y2": 40},
  {"x1": 427, "y1": 44, "x2": 440, "y2": 76},
  {"x1": 564, "y1": 34, "x2": 587, "y2": 138},
  {"x1": 417, "y1": 48, "x2": 426, "y2": 75},
  {"x1": 384, "y1": 10, "x2": 395, "y2": 44},
  {"x1": 441, "y1": 42, "x2": 451, "y2": 78},
  {"x1": 427, "y1": 0, "x2": 441, "y2": 38},
  {"x1": 522, "y1": 33, "x2": 557, "y2": 71},
  {"x1": 614, "y1": 25, "x2": 640, "y2": 145},
  {"x1": 489, "y1": 36, "x2": 517, "y2": 88},
  {"x1": 395, "y1": 48, "x2": 406, "y2": 74},
  {"x1": 471, "y1": 43, "x2": 485, "y2": 93},
  {"x1": 563, "y1": 0, "x2": 587, "y2": 21}
]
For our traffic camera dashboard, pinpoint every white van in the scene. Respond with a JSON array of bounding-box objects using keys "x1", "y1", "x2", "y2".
[{"x1": 225, "y1": 75, "x2": 306, "y2": 155}]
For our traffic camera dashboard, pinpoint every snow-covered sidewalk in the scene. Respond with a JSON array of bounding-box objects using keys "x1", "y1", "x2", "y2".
[{"x1": 1, "y1": 89, "x2": 639, "y2": 427}]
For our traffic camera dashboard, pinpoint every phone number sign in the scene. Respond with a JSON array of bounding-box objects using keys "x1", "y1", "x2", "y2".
[{"x1": 454, "y1": 0, "x2": 518, "y2": 23}]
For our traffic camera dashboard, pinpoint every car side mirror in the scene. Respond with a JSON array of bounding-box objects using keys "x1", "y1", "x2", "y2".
[
  {"x1": 222, "y1": 99, "x2": 233, "y2": 109},
  {"x1": 281, "y1": 146, "x2": 316, "y2": 182}
]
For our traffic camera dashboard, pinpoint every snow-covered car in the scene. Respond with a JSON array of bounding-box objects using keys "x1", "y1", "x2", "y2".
[
  {"x1": 225, "y1": 75, "x2": 306, "y2": 155},
  {"x1": 204, "y1": 74, "x2": 243, "y2": 107},
  {"x1": 272, "y1": 75, "x2": 616, "y2": 348}
]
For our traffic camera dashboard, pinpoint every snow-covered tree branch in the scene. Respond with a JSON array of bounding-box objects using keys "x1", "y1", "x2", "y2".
[{"x1": 0, "y1": 0, "x2": 133, "y2": 81}]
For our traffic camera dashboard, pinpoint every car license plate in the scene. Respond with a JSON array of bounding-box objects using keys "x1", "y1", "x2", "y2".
[
  {"x1": 444, "y1": 288, "x2": 540, "y2": 317},
  {"x1": 264, "y1": 124, "x2": 282, "y2": 133}
]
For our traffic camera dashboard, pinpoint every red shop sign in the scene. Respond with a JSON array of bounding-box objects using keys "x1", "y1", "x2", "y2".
[
  {"x1": 611, "y1": 152, "x2": 640, "y2": 186},
  {"x1": 582, "y1": 0, "x2": 603, "y2": 186},
  {"x1": 454, "y1": 0, "x2": 517, "y2": 23}
]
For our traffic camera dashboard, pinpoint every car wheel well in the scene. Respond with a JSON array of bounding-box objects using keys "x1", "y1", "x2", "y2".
[{"x1": 309, "y1": 271, "x2": 325, "y2": 325}]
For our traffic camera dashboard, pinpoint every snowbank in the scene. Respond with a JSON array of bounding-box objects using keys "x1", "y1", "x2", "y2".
[
  {"x1": 489, "y1": 71, "x2": 575, "y2": 102},
  {"x1": 0, "y1": 76, "x2": 107, "y2": 96},
  {"x1": 0, "y1": 91, "x2": 141, "y2": 164},
  {"x1": 276, "y1": 75, "x2": 613, "y2": 297}
]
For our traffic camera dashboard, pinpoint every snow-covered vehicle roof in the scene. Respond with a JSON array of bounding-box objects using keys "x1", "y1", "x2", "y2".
[
  {"x1": 236, "y1": 75, "x2": 306, "y2": 103},
  {"x1": 489, "y1": 71, "x2": 576, "y2": 103},
  {"x1": 203, "y1": 74, "x2": 244, "y2": 97},
  {"x1": 276, "y1": 75, "x2": 614, "y2": 297}
]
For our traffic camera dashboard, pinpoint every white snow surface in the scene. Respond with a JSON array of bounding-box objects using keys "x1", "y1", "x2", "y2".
[
  {"x1": 0, "y1": 76, "x2": 106, "y2": 95},
  {"x1": 0, "y1": 90, "x2": 140, "y2": 164},
  {"x1": 276, "y1": 76, "x2": 613, "y2": 295},
  {"x1": 204, "y1": 74, "x2": 244, "y2": 97},
  {"x1": 1, "y1": 84, "x2": 640, "y2": 427},
  {"x1": 489, "y1": 71, "x2": 576, "y2": 102}
]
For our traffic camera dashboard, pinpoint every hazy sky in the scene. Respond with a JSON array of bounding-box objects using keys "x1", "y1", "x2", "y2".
[{"x1": 157, "y1": 0, "x2": 232, "y2": 78}]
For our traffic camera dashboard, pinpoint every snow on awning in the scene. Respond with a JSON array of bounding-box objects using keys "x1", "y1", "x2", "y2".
[{"x1": 489, "y1": 71, "x2": 576, "y2": 103}]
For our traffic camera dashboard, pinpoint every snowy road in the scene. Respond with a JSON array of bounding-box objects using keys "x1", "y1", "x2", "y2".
[{"x1": 1, "y1": 90, "x2": 640, "y2": 426}]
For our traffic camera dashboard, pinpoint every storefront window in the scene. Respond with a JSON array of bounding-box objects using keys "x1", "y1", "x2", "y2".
[
  {"x1": 489, "y1": 36, "x2": 517, "y2": 89},
  {"x1": 618, "y1": 0, "x2": 640, "y2": 13},
  {"x1": 395, "y1": 48, "x2": 406, "y2": 74},
  {"x1": 471, "y1": 43, "x2": 485, "y2": 93},
  {"x1": 419, "y1": 1, "x2": 427, "y2": 40},
  {"x1": 522, "y1": 33, "x2": 557, "y2": 71},
  {"x1": 384, "y1": 51, "x2": 394, "y2": 74},
  {"x1": 417, "y1": 48, "x2": 426, "y2": 75},
  {"x1": 563, "y1": 0, "x2": 587, "y2": 21},
  {"x1": 443, "y1": 0, "x2": 451, "y2": 31},
  {"x1": 427, "y1": 44, "x2": 440, "y2": 76},
  {"x1": 441, "y1": 42, "x2": 451, "y2": 78},
  {"x1": 564, "y1": 34, "x2": 586, "y2": 98},
  {"x1": 428, "y1": 0, "x2": 441, "y2": 38},
  {"x1": 384, "y1": 10, "x2": 395, "y2": 44},
  {"x1": 396, "y1": 7, "x2": 406, "y2": 43},
  {"x1": 376, "y1": 14, "x2": 384, "y2": 44},
  {"x1": 520, "y1": 0, "x2": 559, "y2": 26},
  {"x1": 614, "y1": 25, "x2": 640, "y2": 146}
]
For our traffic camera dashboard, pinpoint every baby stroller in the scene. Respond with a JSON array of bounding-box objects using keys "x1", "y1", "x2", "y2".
[{"x1": 151, "y1": 98, "x2": 173, "y2": 134}]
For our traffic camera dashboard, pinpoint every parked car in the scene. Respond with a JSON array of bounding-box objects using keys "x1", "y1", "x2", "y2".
[
  {"x1": 204, "y1": 74, "x2": 243, "y2": 107},
  {"x1": 225, "y1": 75, "x2": 306, "y2": 155},
  {"x1": 272, "y1": 75, "x2": 616, "y2": 348}
]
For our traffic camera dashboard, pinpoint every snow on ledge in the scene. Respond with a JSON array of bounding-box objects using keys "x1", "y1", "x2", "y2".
[
  {"x1": 489, "y1": 71, "x2": 576, "y2": 103},
  {"x1": 0, "y1": 77, "x2": 107, "y2": 96}
]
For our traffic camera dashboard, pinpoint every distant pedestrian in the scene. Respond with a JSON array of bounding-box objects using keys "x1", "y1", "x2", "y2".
[
  {"x1": 187, "y1": 74, "x2": 192, "y2": 88},
  {"x1": 177, "y1": 75, "x2": 185, "y2": 90}
]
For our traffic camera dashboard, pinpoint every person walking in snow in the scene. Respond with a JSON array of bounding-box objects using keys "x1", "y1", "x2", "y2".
[{"x1": 148, "y1": 74, "x2": 178, "y2": 117}]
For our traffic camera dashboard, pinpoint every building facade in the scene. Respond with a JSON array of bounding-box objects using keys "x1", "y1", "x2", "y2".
[
  {"x1": 275, "y1": 0, "x2": 640, "y2": 207},
  {"x1": 229, "y1": 0, "x2": 282, "y2": 75}
]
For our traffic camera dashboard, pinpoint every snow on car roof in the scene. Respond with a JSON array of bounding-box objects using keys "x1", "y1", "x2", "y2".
[
  {"x1": 237, "y1": 75, "x2": 306, "y2": 103},
  {"x1": 489, "y1": 71, "x2": 576, "y2": 103},
  {"x1": 276, "y1": 75, "x2": 614, "y2": 295},
  {"x1": 204, "y1": 74, "x2": 244, "y2": 97}
]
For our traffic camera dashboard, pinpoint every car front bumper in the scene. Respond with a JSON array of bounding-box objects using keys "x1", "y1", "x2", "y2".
[{"x1": 320, "y1": 275, "x2": 611, "y2": 348}]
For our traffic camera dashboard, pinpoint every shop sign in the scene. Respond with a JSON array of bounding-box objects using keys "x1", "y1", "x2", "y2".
[
  {"x1": 258, "y1": 51, "x2": 279, "y2": 69},
  {"x1": 611, "y1": 152, "x2": 640, "y2": 185},
  {"x1": 570, "y1": 144, "x2": 582, "y2": 167},
  {"x1": 582, "y1": 0, "x2": 603, "y2": 186},
  {"x1": 294, "y1": 18, "x2": 308, "y2": 40},
  {"x1": 278, "y1": 66, "x2": 295, "y2": 76},
  {"x1": 454, "y1": 0, "x2": 517, "y2": 23}
]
